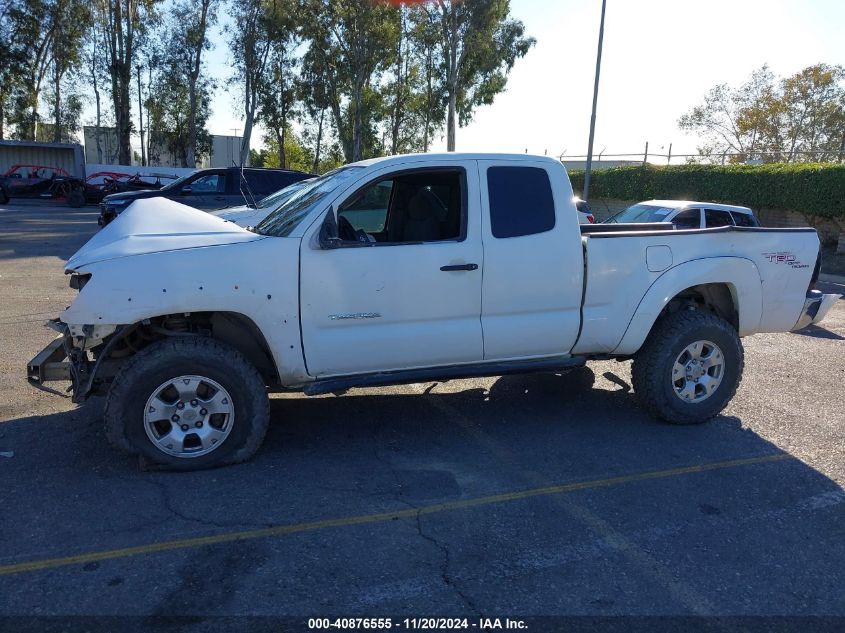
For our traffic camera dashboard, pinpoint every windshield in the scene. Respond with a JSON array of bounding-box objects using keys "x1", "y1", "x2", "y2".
[
  {"x1": 159, "y1": 173, "x2": 194, "y2": 192},
  {"x1": 606, "y1": 204, "x2": 677, "y2": 223},
  {"x1": 256, "y1": 179, "x2": 313, "y2": 209},
  {"x1": 256, "y1": 166, "x2": 364, "y2": 237}
]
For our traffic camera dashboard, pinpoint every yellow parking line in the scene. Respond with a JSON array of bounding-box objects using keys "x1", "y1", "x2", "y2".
[{"x1": 0, "y1": 453, "x2": 790, "y2": 576}]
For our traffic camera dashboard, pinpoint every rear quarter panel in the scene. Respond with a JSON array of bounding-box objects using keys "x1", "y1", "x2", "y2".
[{"x1": 574, "y1": 227, "x2": 819, "y2": 356}]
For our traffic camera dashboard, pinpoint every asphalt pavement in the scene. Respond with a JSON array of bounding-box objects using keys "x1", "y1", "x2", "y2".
[{"x1": 0, "y1": 201, "x2": 843, "y2": 630}]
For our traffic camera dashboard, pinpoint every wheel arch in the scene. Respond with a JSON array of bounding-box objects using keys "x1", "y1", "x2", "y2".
[
  {"x1": 613, "y1": 257, "x2": 762, "y2": 356},
  {"x1": 92, "y1": 311, "x2": 280, "y2": 393}
]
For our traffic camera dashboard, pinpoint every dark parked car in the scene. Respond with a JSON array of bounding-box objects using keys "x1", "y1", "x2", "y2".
[
  {"x1": 0, "y1": 164, "x2": 87, "y2": 207},
  {"x1": 98, "y1": 166, "x2": 315, "y2": 226}
]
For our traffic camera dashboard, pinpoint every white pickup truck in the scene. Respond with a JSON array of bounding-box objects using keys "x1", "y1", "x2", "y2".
[{"x1": 28, "y1": 153, "x2": 838, "y2": 470}]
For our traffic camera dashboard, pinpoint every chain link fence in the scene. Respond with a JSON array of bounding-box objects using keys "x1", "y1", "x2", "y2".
[{"x1": 557, "y1": 144, "x2": 845, "y2": 167}]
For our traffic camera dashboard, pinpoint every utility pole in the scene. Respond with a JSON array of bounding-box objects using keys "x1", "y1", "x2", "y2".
[
  {"x1": 582, "y1": 0, "x2": 607, "y2": 202},
  {"x1": 137, "y1": 66, "x2": 146, "y2": 167}
]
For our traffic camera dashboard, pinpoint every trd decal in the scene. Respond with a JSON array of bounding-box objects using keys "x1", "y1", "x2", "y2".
[{"x1": 762, "y1": 252, "x2": 810, "y2": 269}]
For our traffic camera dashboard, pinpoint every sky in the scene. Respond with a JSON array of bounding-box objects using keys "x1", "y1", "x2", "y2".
[{"x1": 152, "y1": 0, "x2": 845, "y2": 160}]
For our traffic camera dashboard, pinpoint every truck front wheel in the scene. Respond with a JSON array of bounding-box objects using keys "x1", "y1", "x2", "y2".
[
  {"x1": 631, "y1": 310, "x2": 744, "y2": 424},
  {"x1": 103, "y1": 337, "x2": 270, "y2": 470}
]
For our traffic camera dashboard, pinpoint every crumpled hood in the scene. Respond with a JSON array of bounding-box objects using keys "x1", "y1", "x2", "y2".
[
  {"x1": 211, "y1": 205, "x2": 270, "y2": 228},
  {"x1": 67, "y1": 198, "x2": 265, "y2": 270}
]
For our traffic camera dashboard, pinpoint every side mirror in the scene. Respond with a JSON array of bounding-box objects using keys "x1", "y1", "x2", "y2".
[
  {"x1": 180, "y1": 185, "x2": 192, "y2": 195},
  {"x1": 319, "y1": 209, "x2": 343, "y2": 249}
]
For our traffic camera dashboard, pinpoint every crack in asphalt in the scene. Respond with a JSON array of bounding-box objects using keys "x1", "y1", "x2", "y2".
[
  {"x1": 142, "y1": 477, "x2": 273, "y2": 531},
  {"x1": 369, "y1": 407, "x2": 482, "y2": 615},
  {"x1": 414, "y1": 509, "x2": 482, "y2": 617}
]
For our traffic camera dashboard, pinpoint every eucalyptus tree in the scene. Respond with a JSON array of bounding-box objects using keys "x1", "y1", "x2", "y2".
[
  {"x1": 48, "y1": 0, "x2": 93, "y2": 142},
  {"x1": 83, "y1": 3, "x2": 113, "y2": 160},
  {"x1": 101, "y1": 0, "x2": 159, "y2": 164},
  {"x1": 4, "y1": 0, "x2": 54, "y2": 140},
  {"x1": 228, "y1": 0, "x2": 280, "y2": 165},
  {"x1": 256, "y1": 1, "x2": 300, "y2": 169},
  {"x1": 432, "y1": 0, "x2": 534, "y2": 151},
  {"x1": 165, "y1": 0, "x2": 217, "y2": 166},
  {"x1": 300, "y1": 0, "x2": 400, "y2": 162},
  {"x1": 0, "y1": 0, "x2": 24, "y2": 138}
]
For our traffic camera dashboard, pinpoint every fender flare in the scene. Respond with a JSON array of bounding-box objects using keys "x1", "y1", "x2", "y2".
[{"x1": 612, "y1": 257, "x2": 762, "y2": 356}]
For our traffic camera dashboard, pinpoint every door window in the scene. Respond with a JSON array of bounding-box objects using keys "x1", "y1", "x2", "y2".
[
  {"x1": 337, "y1": 170, "x2": 464, "y2": 244},
  {"x1": 672, "y1": 209, "x2": 701, "y2": 229},
  {"x1": 187, "y1": 174, "x2": 225, "y2": 194},
  {"x1": 487, "y1": 166, "x2": 555, "y2": 238},
  {"x1": 704, "y1": 208, "x2": 734, "y2": 228}
]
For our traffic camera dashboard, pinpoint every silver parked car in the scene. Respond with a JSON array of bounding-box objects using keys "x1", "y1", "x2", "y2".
[{"x1": 605, "y1": 200, "x2": 760, "y2": 229}]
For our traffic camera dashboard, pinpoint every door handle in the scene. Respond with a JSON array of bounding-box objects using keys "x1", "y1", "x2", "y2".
[
  {"x1": 440, "y1": 263, "x2": 478, "y2": 272},
  {"x1": 214, "y1": 196, "x2": 226, "y2": 201}
]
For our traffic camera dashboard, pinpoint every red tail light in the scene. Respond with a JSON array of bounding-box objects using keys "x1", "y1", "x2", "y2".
[{"x1": 587, "y1": 214, "x2": 595, "y2": 224}]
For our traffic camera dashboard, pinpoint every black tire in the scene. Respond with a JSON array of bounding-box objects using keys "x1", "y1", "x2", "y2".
[
  {"x1": 67, "y1": 188, "x2": 85, "y2": 208},
  {"x1": 631, "y1": 310, "x2": 744, "y2": 424},
  {"x1": 0, "y1": 188, "x2": 8, "y2": 205},
  {"x1": 103, "y1": 337, "x2": 270, "y2": 470}
]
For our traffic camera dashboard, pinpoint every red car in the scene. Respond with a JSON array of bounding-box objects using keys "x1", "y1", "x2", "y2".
[
  {"x1": 0, "y1": 164, "x2": 86, "y2": 207},
  {"x1": 84, "y1": 172, "x2": 132, "y2": 203}
]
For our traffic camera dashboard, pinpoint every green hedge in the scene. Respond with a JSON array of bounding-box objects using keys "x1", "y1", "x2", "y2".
[{"x1": 568, "y1": 163, "x2": 845, "y2": 219}]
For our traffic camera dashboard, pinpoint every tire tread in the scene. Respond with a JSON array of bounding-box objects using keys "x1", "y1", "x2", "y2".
[
  {"x1": 103, "y1": 336, "x2": 270, "y2": 468},
  {"x1": 631, "y1": 309, "x2": 744, "y2": 424}
]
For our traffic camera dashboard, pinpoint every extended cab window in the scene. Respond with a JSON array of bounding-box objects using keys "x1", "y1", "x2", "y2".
[
  {"x1": 705, "y1": 209, "x2": 734, "y2": 228},
  {"x1": 731, "y1": 211, "x2": 758, "y2": 227},
  {"x1": 487, "y1": 166, "x2": 555, "y2": 238},
  {"x1": 337, "y1": 170, "x2": 464, "y2": 244},
  {"x1": 243, "y1": 171, "x2": 275, "y2": 196},
  {"x1": 188, "y1": 173, "x2": 225, "y2": 194}
]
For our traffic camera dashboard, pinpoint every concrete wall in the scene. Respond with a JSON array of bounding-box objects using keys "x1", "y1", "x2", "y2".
[{"x1": 588, "y1": 198, "x2": 845, "y2": 253}]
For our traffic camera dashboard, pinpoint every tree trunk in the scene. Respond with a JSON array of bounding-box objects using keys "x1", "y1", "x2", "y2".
[
  {"x1": 185, "y1": 83, "x2": 197, "y2": 167},
  {"x1": 280, "y1": 101, "x2": 288, "y2": 169},
  {"x1": 391, "y1": 13, "x2": 404, "y2": 155},
  {"x1": 240, "y1": 107, "x2": 253, "y2": 166},
  {"x1": 91, "y1": 52, "x2": 103, "y2": 162},
  {"x1": 352, "y1": 77, "x2": 364, "y2": 161},
  {"x1": 275, "y1": 128, "x2": 283, "y2": 168},
  {"x1": 446, "y1": 87, "x2": 457, "y2": 152},
  {"x1": 53, "y1": 60, "x2": 61, "y2": 143},
  {"x1": 312, "y1": 108, "x2": 324, "y2": 173},
  {"x1": 137, "y1": 67, "x2": 146, "y2": 166},
  {"x1": 115, "y1": 70, "x2": 132, "y2": 165},
  {"x1": 186, "y1": 0, "x2": 210, "y2": 168}
]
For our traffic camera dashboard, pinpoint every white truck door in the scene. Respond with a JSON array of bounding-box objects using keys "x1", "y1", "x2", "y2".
[
  {"x1": 478, "y1": 160, "x2": 585, "y2": 360},
  {"x1": 300, "y1": 161, "x2": 484, "y2": 377}
]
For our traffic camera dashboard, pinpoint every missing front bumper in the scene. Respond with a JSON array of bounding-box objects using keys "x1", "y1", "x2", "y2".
[
  {"x1": 27, "y1": 336, "x2": 72, "y2": 383},
  {"x1": 27, "y1": 321, "x2": 93, "y2": 403}
]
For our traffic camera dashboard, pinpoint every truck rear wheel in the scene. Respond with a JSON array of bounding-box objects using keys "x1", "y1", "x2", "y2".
[
  {"x1": 631, "y1": 310, "x2": 744, "y2": 424},
  {"x1": 103, "y1": 337, "x2": 270, "y2": 470}
]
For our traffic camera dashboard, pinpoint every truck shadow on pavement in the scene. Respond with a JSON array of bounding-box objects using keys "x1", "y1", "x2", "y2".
[
  {"x1": 791, "y1": 324, "x2": 845, "y2": 340},
  {"x1": 2, "y1": 367, "x2": 845, "y2": 615}
]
